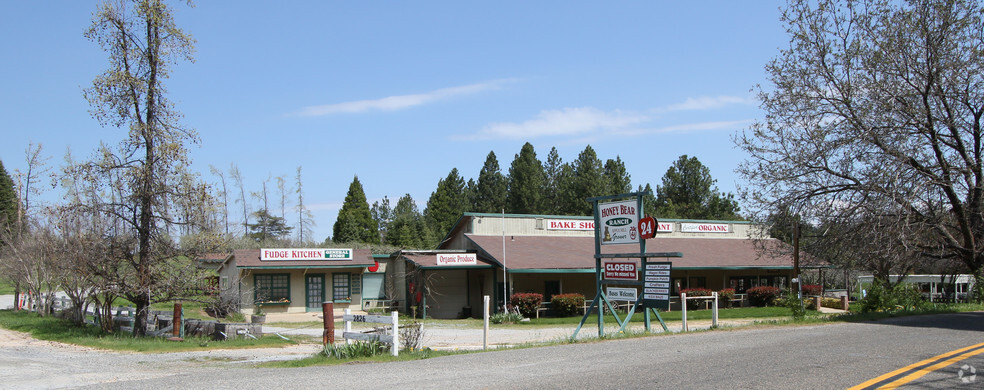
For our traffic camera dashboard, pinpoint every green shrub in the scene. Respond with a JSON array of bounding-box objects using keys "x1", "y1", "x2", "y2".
[
  {"x1": 681, "y1": 288, "x2": 713, "y2": 310},
  {"x1": 859, "y1": 282, "x2": 928, "y2": 313},
  {"x1": 802, "y1": 284, "x2": 823, "y2": 296},
  {"x1": 747, "y1": 286, "x2": 782, "y2": 307},
  {"x1": 550, "y1": 293, "x2": 585, "y2": 317},
  {"x1": 782, "y1": 291, "x2": 807, "y2": 320},
  {"x1": 322, "y1": 340, "x2": 388, "y2": 359},
  {"x1": 490, "y1": 311, "x2": 524, "y2": 324},
  {"x1": 509, "y1": 293, "x2": 543, "y2": 318},
  {"x1": 718, "y1": 288, "x2": 736, "y2": 308},
  {"x1": 820, "y1": 297, "x2": 842, "y2": 309}
]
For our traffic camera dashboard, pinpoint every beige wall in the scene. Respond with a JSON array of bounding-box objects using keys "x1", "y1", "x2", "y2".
[
  {"x1": 239, "y1": 268, "x2": 365, "y2": 315},
  {"x1": 469, "y1": 214, "x2": 763, "y2": 240}
]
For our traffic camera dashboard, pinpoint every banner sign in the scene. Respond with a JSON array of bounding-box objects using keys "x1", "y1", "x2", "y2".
[
  {"x1": 604, "y1": 261, "x2": 638, "y2": 281},
  {"x1": 598, "y1": 199, "x2": 640, "y2": 245},
  {"x1": 548, "y1": 219, "x2": 673, "y2": 233},
  {"x1": 642, "y1": 262, "x2": 672, "y2": 310},
  {"x1": 261, "y1": 248, "x2": 353, "y2": 261},
  {"x1": 681, "y1": 223, "x2": 730, "y2": 233},
  {"x1": 607, "y1": 287, "x2": 638, "y2": 301},
  {"x1": 436, "y1": 253, "x2": 477, "y2": 266},
  {"x1": 547, "y1": 220, "x2": 595, "y2": 230}
]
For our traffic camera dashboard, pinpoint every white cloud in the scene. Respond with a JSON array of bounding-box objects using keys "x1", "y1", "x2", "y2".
[
  {"x1": 467, "y1": 107, "x2": 648, "y2": 140},
  {"x1": 662, "y1": 96, "x2": 756, "y2": 112},
  {"x1": 295, "y1": 79, "x2": 514, "y2": 116},
  {"x1": 613, "y1": 119, "x2": 753, "y2": 136}
]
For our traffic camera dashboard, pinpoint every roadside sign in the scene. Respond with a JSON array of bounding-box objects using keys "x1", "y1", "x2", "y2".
[
  {"x1": 607, "y1": 287, "x2": 638, "y2": 301},
  {"x1": 639, "y1": 216, "x2": 656, "y2": 240},
  {"x1": 598, "y1": 199, "x2": 640, "y2": 245},
  {"x1": 641, "y1": 262, "x2": 672, "y2": 310},
  {"x1": 604, "y1": 261, "x2": 637, "y2": 281}
]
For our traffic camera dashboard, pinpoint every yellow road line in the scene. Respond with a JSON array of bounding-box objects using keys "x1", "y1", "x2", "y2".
[{"x1": 849, "y1": 342, "x2": 984, "y2": 390}]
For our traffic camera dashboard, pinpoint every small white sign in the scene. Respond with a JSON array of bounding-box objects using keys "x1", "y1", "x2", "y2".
[
  {"x1": 681, "y1": 223, "x2": 730, "y2": 233},
  {"x1": 436, "y1": 253, "x2": 477, "y2": 266},
  {"x1": 607, "y1": 287, "x2": 638, "y2": 301}
]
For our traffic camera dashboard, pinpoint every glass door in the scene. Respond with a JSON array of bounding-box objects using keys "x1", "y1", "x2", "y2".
[{"x1": 305, "y1": 274, "x2": 325, "y2": 311}]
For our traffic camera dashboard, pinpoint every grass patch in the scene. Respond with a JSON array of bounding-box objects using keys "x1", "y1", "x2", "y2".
[
  {"x1": 521, "y1": 306, "x2": 792, "y2": 326},
  {"x1": 0, "y1": 309, "x2": 295, "y2": 352},
  {"x1": 0, "y1": 280, "x2": 14, "y2": 295},
  {"x1": 260, "y1": 347, "x2": 469, "y2": 368}
]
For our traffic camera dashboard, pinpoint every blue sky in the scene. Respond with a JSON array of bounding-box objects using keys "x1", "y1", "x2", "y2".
[{"x1": 0, "y1": 1, "x2": 787, "y2": 242}]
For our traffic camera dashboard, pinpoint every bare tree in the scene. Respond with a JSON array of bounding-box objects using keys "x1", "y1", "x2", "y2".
[
  {"x1": 736, "y1": 0, "x2": 984, "y2": 298},
  {"x1": 295, "y1": 166, "x2": 316, "y2": 243},
  {"x1": 229, "y1": 163, "x2": 248, "y2": 234},
  {"x1": 83, "y1": 0, "x2": 213, "y2": 335},
  {"x1": 209, "y1": 165, "x2": 229, "y2": 235}
]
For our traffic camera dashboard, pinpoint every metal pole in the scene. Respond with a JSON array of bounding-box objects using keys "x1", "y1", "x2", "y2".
[
  {"x1": 681, "y1": 292, "x2": 688, "y2": 332},
  {"x1": 322, "y1": 301, "x2": 334, "y2": 345},
  {"x1": 712, "y1": 292, "x2": 718, "y2": 328},
  {"x1": 483, "y1": 295, "x2": 489, "y2": 350},
  {"x1": 502, "y1": 209, "x2": 507, "y2": 313}
]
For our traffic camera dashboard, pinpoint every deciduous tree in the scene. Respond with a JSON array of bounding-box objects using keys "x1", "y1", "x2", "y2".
[
  {"x1": 83, "y1": 0, "x2": 212, "y2": 335},
  {"x1": 736, "y1": 0, "x2": 984, "y2": 296}
]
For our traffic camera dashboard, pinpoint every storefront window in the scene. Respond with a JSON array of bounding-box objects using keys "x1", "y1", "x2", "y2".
[
  {"x1": 255, "y1": 274, "x2": 290, "y2": 303},
  {"x1": 333, "y1": 273, "x2": 351, "y2": 301}
]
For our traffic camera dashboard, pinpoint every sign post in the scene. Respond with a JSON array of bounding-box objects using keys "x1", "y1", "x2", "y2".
[{"x1": 571, "y1": 191, "x2": 682, "y2": 340}]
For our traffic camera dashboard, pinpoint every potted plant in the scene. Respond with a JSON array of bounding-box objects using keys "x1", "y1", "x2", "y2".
[{"x1": 251, "y1": 304, "x2": 266, "y2": 324}]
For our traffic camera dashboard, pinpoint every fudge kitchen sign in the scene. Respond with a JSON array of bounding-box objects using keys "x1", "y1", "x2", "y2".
[
  {"x1": 598, "y1": 199, "x2": 639, "y2": 245},
  {"x1": 260, "y1": 248, "x2": 353, "y2": 261}
]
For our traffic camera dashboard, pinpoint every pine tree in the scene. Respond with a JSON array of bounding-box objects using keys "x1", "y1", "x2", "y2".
[
  {"x1": 0, "y1": 159, "x2": 17, "y2": 235},
  {"x1": 389, "y1": 194, "x2": 430, "y2": 248},
  {"x1": 565, "y1": 145, "x2": 604, "y2": 215},
  {"x1": 425, "y1": 168, "x2": 468, "y2": 240},
  {"x1": 654, "y1": 155, "x2": 740, "y2": 220},
  {"x1": 542, "y1": 147, "x2": 564, "y2": 215},
  {"x1": 603, "y1": 156, "x2": 632, "y2": 196},
  {"x1": 506, "y1": 142, "x2": 545, "y2": 214},
  {"x1": 333, "y1": 176, "x2": 379, "y2": 244},
  {"x1": 472, "y1": 151, "x2": 507, "y2": 213}
]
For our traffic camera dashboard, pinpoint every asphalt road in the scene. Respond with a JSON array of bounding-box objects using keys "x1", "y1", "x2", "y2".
[{"x1": 64, "y1": 312, "x2": 984, "y2": 390}]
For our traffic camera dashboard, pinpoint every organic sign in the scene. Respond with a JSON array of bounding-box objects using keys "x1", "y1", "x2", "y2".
[
  {"x1": 436, "y1": 253, "x2": 477, "y2": 266},
  {"x1": 261, "y1": 248, "x2": 353, "y2": 261},
  {"x1": 680, "y1": 223, "x2": 730, "y2": 233},
  {"x1": 598, "y1": 199, "x2": 639, "y2": 245}
]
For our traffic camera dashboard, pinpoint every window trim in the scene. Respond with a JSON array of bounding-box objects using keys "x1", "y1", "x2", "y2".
[
  {"x1": 254, "y1": 273, "x2": 291, "y2": 304},
  {"x1": 332, "y1": 273, "x2": 351, "y2": 302}
]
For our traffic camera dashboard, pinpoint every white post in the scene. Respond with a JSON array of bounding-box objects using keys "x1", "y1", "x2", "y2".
[
  {"x1": 391, "y1": 310, "x2": 399, "y2": 357},
  {"x1": 711, "y1": 292, "x2": 719, "y2": 328},
  {"x1": 681, "y1": 292, "x2": 688, "y2": 332},
  {"x1": 483, "y1": 295, "x2": 490, "y2": 350},
  {"x1": 344, "y1": 308, "x2": 352, "y2": 345}
]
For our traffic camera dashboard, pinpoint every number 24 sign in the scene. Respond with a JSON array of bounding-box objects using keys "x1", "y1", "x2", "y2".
[{"x1": 638, "y1": 216, "x2": 657, "y2": 240}]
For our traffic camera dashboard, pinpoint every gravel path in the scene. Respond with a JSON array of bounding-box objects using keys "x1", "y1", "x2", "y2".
[{"x1": 0, "y1": 294, "x2": 784, "y2": 389}]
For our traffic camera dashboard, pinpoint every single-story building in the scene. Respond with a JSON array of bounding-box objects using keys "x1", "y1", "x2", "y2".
[
  {"x1": 218, "y1": 248, "x2": 388, "y2": 314},
  {"x1": 384, "y1": 212, "x2": 821, "y2": 319}
]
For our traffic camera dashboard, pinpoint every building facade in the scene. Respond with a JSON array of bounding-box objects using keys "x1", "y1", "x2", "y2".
[{"x1": 384, "y1": 213, "x2": 811, "y2": 319}]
